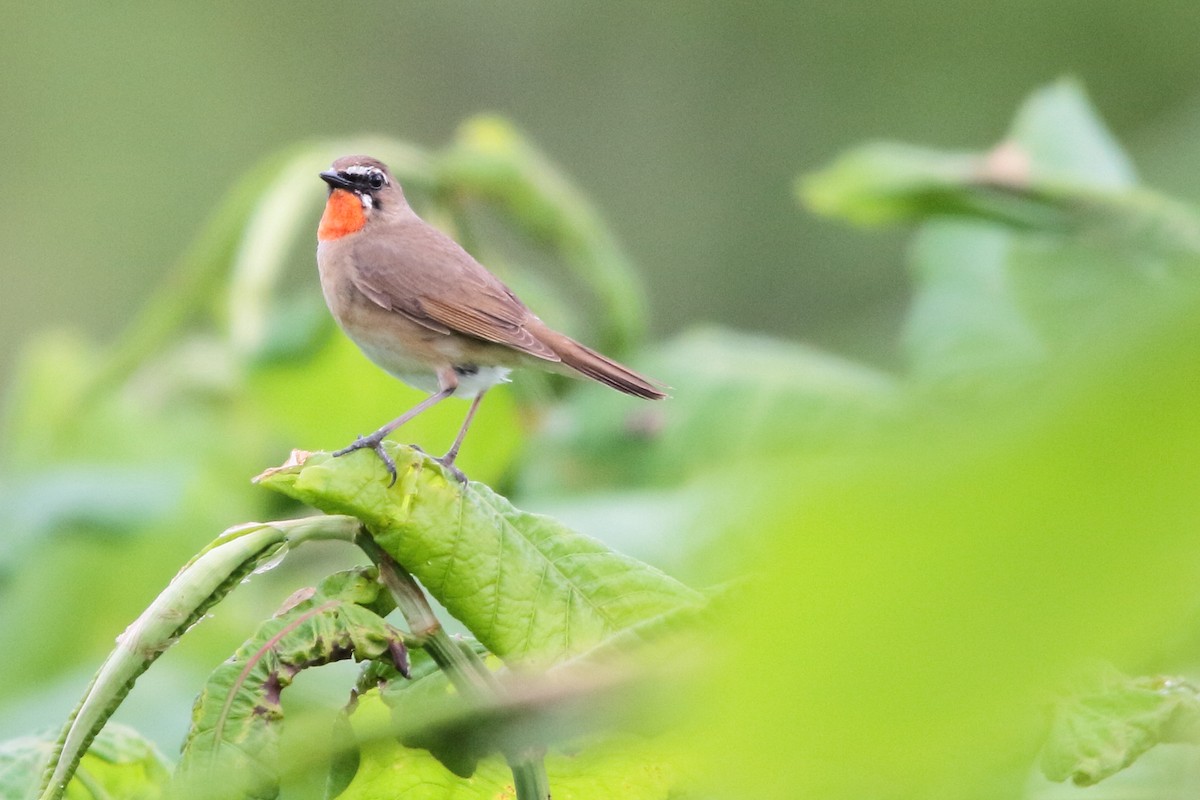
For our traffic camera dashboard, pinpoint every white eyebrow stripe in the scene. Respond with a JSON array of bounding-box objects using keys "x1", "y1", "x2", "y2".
[{"x1": 337, "y1": 164, "x2": 389, "y2": 187}]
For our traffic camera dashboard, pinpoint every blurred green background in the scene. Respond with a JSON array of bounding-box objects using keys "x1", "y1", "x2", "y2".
[
  {"x1": 7, "y1": 1, "x2": 1200, "y2": 379},
  {"x1": 9, "y1": 4, "x2": 1200, "y2": 800}
]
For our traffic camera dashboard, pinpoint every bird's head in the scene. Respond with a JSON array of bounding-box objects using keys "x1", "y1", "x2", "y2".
[{"x1": 317, "y1": 155, "x2": 404, "y2": 241}]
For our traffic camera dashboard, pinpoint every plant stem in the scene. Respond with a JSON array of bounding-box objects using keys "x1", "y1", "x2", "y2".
[{"x1": 355, "y1": 531, "x2": 551, "y2": 800}]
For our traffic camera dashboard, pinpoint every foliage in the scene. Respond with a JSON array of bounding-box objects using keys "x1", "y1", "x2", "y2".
[
  {"x1": 8, "y1": 79, "x2": 1200, "y2": 800},
  {"x1": 257, "y1": 447, "x2": 705, "y2": 668},
  {"x1": 1040, "y1": 666, "x2": 1200, "y2": 786},
  {"x1": 702, "y1": 77, "x2": 1200, "y2": 798},
  {"x1": 1, "y1": 726, "x2": 169, "y2": 800}
]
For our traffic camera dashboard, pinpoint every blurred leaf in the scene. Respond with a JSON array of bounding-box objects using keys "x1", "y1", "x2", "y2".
[
  {"x1": 337, "y1": 692, "x2": 675, "y2": 800},
  {"x1": 1008, "y1": 79, "x2": 1136, "y2": 189},
  {"x1": 801, "y1": 141, "x2": 985, "y2": 227},
  {"x1": 694, "y1": 286, "x2": 1200, "y2": 799},
  {"x1": 174, "y1": 568, "x2": 408, "y2": 800},
  {"x1": 372, "y1": 601, "x2": 707, "y2": 779},
  {"x1": 1041, "y1": 667, "x2": 1200, "y2": 787},
  {"x1": 257, "y1": 446, "x2": 706, "y2": 668},
  {"x1": 0, "y1": 332, "x2": 99, "y2": 466},
  {"x1": 0, "y1": 724, "x2": 170, "y2": 800},
  {"x1": 66, "y1": 725, "x2": 172, "y2": 800},
  {"x1": 800, "y1": 80, "x2": 1200, "y2": 258},
  {"x1": 895, "y1": 81, "x2": 1200, "y2": 390},
  {"x1": 1004, "y1": 235, "x2": 1191, "y2": 346},
  {"x1": 0, "y1": 466, "x2": 186, "y2": 576},
  {"x1": 901, "y1": 221, "x2": 1046, "y2": 388},
  {"x1": 524, "y1": 486, "x2": 713, "y2": 578},
  {"x1": 903, "y1": 222, "x2": 1195, "y2": 391},
  {"x1": 0, "y1": 322, "x2": 294, "y2": 709},
  {"x1": 520, "y1": 327, "x2": 899, "y2": 492}
]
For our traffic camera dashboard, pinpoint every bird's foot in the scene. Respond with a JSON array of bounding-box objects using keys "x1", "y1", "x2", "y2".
[
  {"x1": 333, "y1": 433, "x2": 398, "y2": 487},
  {"x1": 410, "y1": 443, "x2": 465, "y2": 483},
  {"x1": 435, "y1": 454, "x2": 468, "y2": 485}
]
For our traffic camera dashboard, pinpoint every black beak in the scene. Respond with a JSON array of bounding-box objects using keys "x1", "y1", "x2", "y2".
[{"x1": 320, "y1": 170, "x2": 355, "y2": 190}]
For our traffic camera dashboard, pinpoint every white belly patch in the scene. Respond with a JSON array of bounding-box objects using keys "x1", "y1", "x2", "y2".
[
  {"x1": 355, "y1": 340, "x2": 511, "y2": 398},
  {"x1": 450, "y1": 365, "x2": 511, "y2": 398}
]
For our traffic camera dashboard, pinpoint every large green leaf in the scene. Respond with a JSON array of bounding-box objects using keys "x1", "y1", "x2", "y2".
[
  {"x1": 700, "y1": 76, "x2": 1200, "y2": 800},
  {"x1": 257, "y1": 448, "x2": 706, "y2": 668}
]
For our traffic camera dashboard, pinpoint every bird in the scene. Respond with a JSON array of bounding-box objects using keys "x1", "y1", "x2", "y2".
[{"x1": 315, "y1": 154, "x2": 666, "y2": 484}]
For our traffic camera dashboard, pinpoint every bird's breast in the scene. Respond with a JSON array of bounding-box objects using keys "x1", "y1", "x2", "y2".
[{"x1": 317, "y1": 189, "x2": 366, "y2": 241}]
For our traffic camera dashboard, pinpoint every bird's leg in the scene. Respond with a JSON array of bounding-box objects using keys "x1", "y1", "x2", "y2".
[
  {"x1": 334, "y1": 383, "x2": 457, "y2": 486},
  {"x1": 437, "y1": 390, "x2": 487, "y2": 483}
]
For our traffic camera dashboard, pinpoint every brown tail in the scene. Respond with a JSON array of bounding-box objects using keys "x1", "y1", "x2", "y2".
[{"x1": 551, "y1": 335, "x2": 667, "y2": 400}]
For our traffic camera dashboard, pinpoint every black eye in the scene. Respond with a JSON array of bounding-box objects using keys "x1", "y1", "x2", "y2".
[{"x1": 368, "y1": 173, "x2": 384, "y2": 190}]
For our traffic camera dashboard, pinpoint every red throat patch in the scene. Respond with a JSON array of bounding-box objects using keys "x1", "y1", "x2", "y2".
[{"x1": 318, "y1": 189, "x2": 366, "y2": 241}]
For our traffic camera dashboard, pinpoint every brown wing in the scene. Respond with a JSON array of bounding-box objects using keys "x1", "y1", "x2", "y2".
[{"x1": 347, "y1": 216, "x2": 560, "y2": 362}]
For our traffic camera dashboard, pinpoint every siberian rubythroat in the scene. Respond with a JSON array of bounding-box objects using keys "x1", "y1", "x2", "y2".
[{"x1": 316, "y1": 155, "x2": 665, "y2": 483}]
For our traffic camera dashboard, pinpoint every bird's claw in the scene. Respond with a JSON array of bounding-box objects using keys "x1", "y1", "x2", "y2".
[
  {"x1": 333, "y1": 434, "x2": 399, "y2": 487},
  {"x1": 332, "y1": 435, "x2": 465, "y2": 486},
  {"x1": 435, "y1": 456, "x2": 468, "y2": 485},
  {"x1": 406, "y1": 443, "x2": 464, "y2": 483}
]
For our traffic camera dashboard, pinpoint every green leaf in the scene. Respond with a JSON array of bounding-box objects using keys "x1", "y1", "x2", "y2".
[
  {"x1": 901, "y1": 224, "x2": 1185, "y2": 391},
  {"x1": 174, "y1": 568, "x2": 409, "y2": 799},
  {"x1": 336, "y1": 692, "x2": 676, "y2": 800},
  {"x1": 369, "y1": 605, "x2": 705, "y2": 781},
  {"x1": 799, "y1": 80, "x2": 1200, "y2": 258},
  {"x1": 800, "y1": 141, "x2": 984, "y2": 227},
  {"x1": 894, "y1": 81, "x2": 1200, "y2": 388},
  {"x1": 901, "y1": 221, "x2": 1045, "y2": 389},
  {"x1": 519, "y1": 327, "x2": 899, "y2": 492},
  {"x1": 1041, "y1": 667, "x2": 1200, "y2": 786},
  {"x1": 256, "y1": 449, "x2": 706, "y2": 668},
  {"x1": 1, "y1": 725, "x2": 170, "y2": 800}
]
